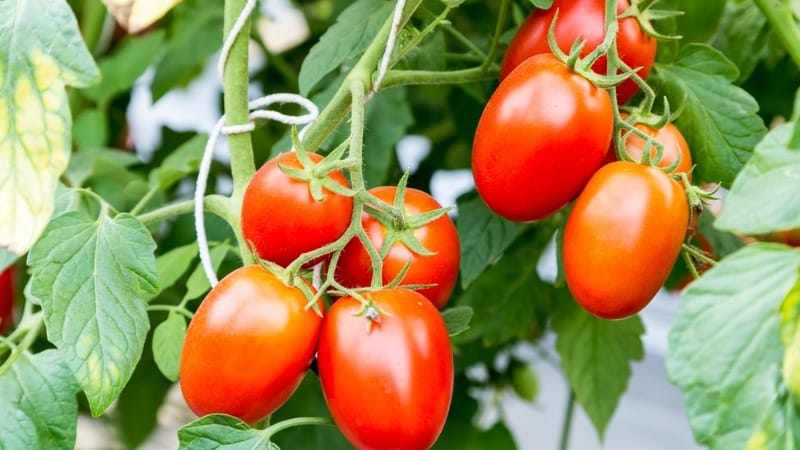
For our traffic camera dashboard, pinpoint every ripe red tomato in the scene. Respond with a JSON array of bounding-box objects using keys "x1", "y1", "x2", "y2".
[
  {"x1": 500, "y1": 0, "x2": 656, "y2": 104},
  {"x1": 563, "y1": 161, "x2": 688, "y2": 319},
  {"x1": 607, "y1": 115, "x2": 693, "y2": 177},
  {"x1": 317, "y1": 288, "x2": 453, "y2": 450},
  {"x1": 0, "y1": 267, "x2": 14, "y2": 334},
  {"x1": 771, "y1": 229, "x2": 800, "y2": 247},
  {"x1": 179, "y1": 265, "x2": 323, "y2": 424},
  {"x1": 335, "y1": 186, "x2": 460, "y2": 309},
  {"x1": 473, "y1": 53, "x2": 613, "y2": 222},
  {"x1": 241, "y1": 151, "x2": 353, "y2": 267}
]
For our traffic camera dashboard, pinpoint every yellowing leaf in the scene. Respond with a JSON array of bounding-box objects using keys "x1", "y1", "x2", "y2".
[
  {"x1": 0, "y1": 0, "x2": 99, "y2": 257},
  {"x1": 102, "y1": 0, "x2": 183, "y2": 34}
]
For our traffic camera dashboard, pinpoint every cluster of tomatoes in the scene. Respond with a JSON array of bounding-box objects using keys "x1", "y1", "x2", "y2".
[
  {"x1": 179, "y1": 150, "x2": 460, "y2": 448},
  {"x1": 473, "y1": 0, "x2": 692, "y2": 319}
]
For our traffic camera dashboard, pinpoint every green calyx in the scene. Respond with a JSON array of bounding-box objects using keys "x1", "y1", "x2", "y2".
[
  {"x1": 278, "y1": 128, "x2": 357, "y2": 202},
  {"x1": 622, "y1": 0, "x2": 683, "y2": 41}
]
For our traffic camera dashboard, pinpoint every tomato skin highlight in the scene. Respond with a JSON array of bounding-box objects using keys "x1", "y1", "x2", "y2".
[
  {"x1": 335, "y1": 186, "x2": 460, "y2": 309},
  {"x1": 241, "y1": 151, "x2": 353, "y2": 267},
  {"x1": 500, "y1": 0, "x2": 656, "y2": 104},
  {"x1": 317, "y1": 289, "x2": 454, "y2": 450},
  {"x1": 473, "y1": 53, "x2": 613, "y2": 222},
  {"x1": 179, "y1": 265, "x2": 323, "y2": 424},
  {"x1": 0, "y1": 267, "x2": 14, "y2": 334},
  {"x1": 563, "y1": 162, "x2": 689, "y2": 319},
  {"x1": 608, "y1": 116, "x2": 693, "y2": 177}
]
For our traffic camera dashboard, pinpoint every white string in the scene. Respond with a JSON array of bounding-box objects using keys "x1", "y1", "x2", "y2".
[
  {"x1": 195, "y1": 0, "x2": 319, "y2": 287},
  {"x1": 366, "y1": 0, "x2": 407, "y2": 100}
]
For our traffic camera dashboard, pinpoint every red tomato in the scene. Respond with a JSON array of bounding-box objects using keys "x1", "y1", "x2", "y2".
[
  {"x1": 241, "y1": 151, "x2": 353, "y2": 267},
  {"x1": 179, "y1": 265, "x2": 323, "y2": 424},
  {"x1": 335, "y1": 187, "x2": 460, "y2": 309},
  {"x1": 0, "y1": 267, "x2": 14, "y2": 334},
  {"x1": 500, "y1": 0, "x2": 656, "y2": 104},
  {"x1": 563, "y1": 162, "x2": 688, "y2": 319},
  {"x1": 771, "y1": 229, "x2": 800, "y2": 247},
  {"x1": 317, "y1": 288, "x2": 453, "y2": 450},
  {"x1": 473, "y1": 53, "x2": 613, "y2": 222},
  {"x1": 607, "y1": 115, "x2": 693, "y2": 177}
]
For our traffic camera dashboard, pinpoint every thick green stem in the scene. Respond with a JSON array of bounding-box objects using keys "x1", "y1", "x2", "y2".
[
  {"x1": 381, "y1": 67, "x2": 498, "y2": 88},
  {"x1": 137, "y1": 195, "x2": 233, "y2": 226},
  {"x1": 301, "y1": 0, "x2": 425, "y2": 152},
  {"x1": 558, "y1": 390, "x2": 576, "y2": 450},
  {"x1": 223, "y1": 0, "x2": 256, "y2": 263},
  {"x1": 754, "y1": 0, "x2": 800, "y2": 69}
]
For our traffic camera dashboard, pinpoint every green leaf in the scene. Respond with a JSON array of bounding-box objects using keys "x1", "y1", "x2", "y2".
[
  {"x1": 715, "y1": 121, "x2": 800, "y2": 234},
  {"x1": 552, "y1": 294, "x2": 645, "y2": 439},
  {"x1": 529, "y1": 0, "x2": 555, "y2": 8},
  {"x1": 27, "y1": 212, "x2": 158, "y2": 415},
  {"x1": 661, "y1": 0, "x2": 727, "y2": 44},
  {"x1": 82, "y1": 30, "x2": 166, "y2": 105},
  {"x1": 744, "y1": 398, "x2": 800, "y2": 450},
  {"x1": 697, "y1": 209, "x2": 744, "y2": 258},
  {"x1": 0, "y1": 0, "x2": 100, "y2": 258},
  {"x1": 178, "y1": 415, "x2": 270, "y2": 450},
  {"x1": 156, "y1": 243, "x2": 199, "y2": 293},
  {"x1": 454, "y1": 223, "x2": 557, "y2": 345},
  {"x1": 667, "y1": 244, "x2": 800, "y2": 450},
  {"x1": 456, "y1": 194, "x2": 525, "y2": 289},
  {"x1": 298, "y1": 0, "x2": 394, "y2": 95},
  {"x1": 442, "y1": 306, "x2": 473, "y2": 336},
  {"x1": 149, "y1": 134, "x2": 207, "y2": 190},
  {"x1": 72, "y1": 108, "x2": 109, "y2": 149},
  {"x1": 652, "y1": 44, "x2": 767, "y2": 187},
  {"x1": 710, "y1": 0, "x2": 771, "y2": 82},
  {"x1": 363, "y1": 87, "x2": 414, "y2": 187},
  {"x1": 65, "y1": 147, "x2": 141, "y2": 188},
  {"x1": 152, "y1": 312, "x2": 187, "y2": 382},
  {"x1": 0, "y1": 350, "x2": 80, "y2": 450},
  {"x1": 151, "y1": 0, "x2": 224, "y2": 100},
  {"x1": 184, "y1": 243, "x2": 230, "y2": 301}
]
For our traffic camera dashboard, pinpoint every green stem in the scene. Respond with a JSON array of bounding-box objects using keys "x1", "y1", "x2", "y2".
[
  {"x1": 223, "y1": 0, "x2": 257, "y2": 263},
  {"x1": 380, "y1": 67, "x2": 498, "y2": 88},
  {"x1": 754, "y1": 0, "x2": 800, "y2": 68},
  {"x1": 559, "y1": 390, "x2": 576, "y2": 450},
  {"x1": 391, "y1": 6, "x2": 452, "y2": 66},
  {"x1": 682, "y1": 243, "x2": 717, "y2": 266},
  {"x1": 130, "y1": 185, "x2": 160, "y2": 216},
  {"x1": 0, "y1": 313, "x2": 43, "y2": 377},
  {"x1": 264, "y1": 417, "x2": 330, "y2": 440},
  {"x1": 80, "y1": 0, "x2": 108, "y2": 56},
  {"x1": 482, "y1": 0, "x2": 511, "y2": 71},
  {"x1": 137, "y1": 195, "x2": 233, "y2": 226},
  {"x1": 682, "y1": 247, "x2": 701, "y2": 280},
  {"x1": 439, "y1": 21, "x2": 488, "y2": 60},
  {"x1": 146, "y1": 304, "x2": 194, "y2": 320}
]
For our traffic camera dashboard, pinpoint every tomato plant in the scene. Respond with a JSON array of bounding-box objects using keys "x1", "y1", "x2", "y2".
[
  {"x1": 241, "y1": 151, "x2": 353, "y2": 267},
  {"x1": 500, "y1": 0, "x2": 656, "y2": 104},
  {"x1": 335, "y1": 186, "x2": 460, "y2": 309},
  {"x1": 0, "y1": 267, "x2": 13, "y2": 334},
  {"x1": 179, "y1": 265, "x2": 322, "y2": 424},
  {"x1": 472, "y1": 53, "x2": 613, "y2": 222},
  {"x1": 563, "y1": 161, "x2": 689, "y2": 319},
  {"x1": 317, "y1": 288, "x2": 453, "y2": 450}
]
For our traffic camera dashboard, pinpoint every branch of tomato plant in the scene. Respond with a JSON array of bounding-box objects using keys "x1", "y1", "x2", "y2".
[
  {"x1": 137, "y1": 194, "x2": 234, "y2": 227},
  {"x1": 263, "y1": 417, "x2": 331, "y2": 440},
  {"x1": 753, "y1": 0, "x2": 800, "y2": 69},
  {"x1": 0, "y1": 310, "x2": 44, "y2": 377},
  {"x1": 558, "y1": 389, "x2": 576, "y2": 450},
  {"x1": 390, "y1": 5, "x2": 453, "y2": 66},
  {"x1": 380, "y1": 66, "x2": 498, "y2": 88}
]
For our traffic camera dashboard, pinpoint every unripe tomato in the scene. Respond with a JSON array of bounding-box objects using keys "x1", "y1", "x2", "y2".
[
  {"x1": 335, "y1": 186, "x2": 460, "y2": 309},
  {"x1": 563, "y1": 162, "x2": 688, "y2": 319},
  {"x1": 473, "y1": 53, "x2": 613, "y2": 222},
  {"x1": 317, "y1": 289, "x2": 454, "y2": 450},
  {"x1": 608, "y1": 115, "x2": 693, "y2": 177},
  {"x1": 500, "y1": 0, "x2": 656, "y2": 104},
  {"x1": 0, "y1": 267, "x2": 14, "y2": 334},
  {"x1": 241, "y1": 151, "x2": 353, "y2": 267},
  {"x1": 179, "y1": 265, "x2": 323, "y2": 424}
]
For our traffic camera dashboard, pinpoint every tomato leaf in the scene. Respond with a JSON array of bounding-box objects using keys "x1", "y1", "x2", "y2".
[
  {"x1": 27, "y1": 212, "x2": 158, "y2": 415},
  {"x1": 152, "y1": 312, "x2": 187, "y2": 382},
  {"x1": 709, "y1": 0, "x2": 776, "y2": 83},
  {"x1": 298, "y1": 0, "x2": 394, "y2": 95},
  {"x1": 652, "y1": 43, "x2": 767, "y2": 187},
  {"x1": 151, "y1": 0, "x2": 224, "y2": 101},
  {"x1": 0, "y1": 350, "x2": 80, "y2": 450},
  {"x1": 551, "y1": 293, "x2": 645, "y2": 440},
  {"x1": 65, "y1": 148, "x2": 141, "y2": 188},
  {"x1": 697, "y1": 209, "x2": 744, "y2": 258},
  {"x1": 178, "y1": 415, "x2": 271, "y2": 450},
  {"x1": 456, "y1": 193, "x2": 525, "y2": 289},
  {"x1": 715, "y1": 113, "x2": 800, "y2": 234},
  {"x1": 82, "y1": 31, "x2": 166, "y2": 106},
  {"x1": 156, "y1": 243, "x2": 199, "y2": 293},
  {"x1": 667, "y1": 244, "x2": 800, "y2": 449},
  {"x1": 149, "y1": 134, "x2": 207, "y2": 190},
  {"x1": 72, "y1": 108, "x2": 109, "y2": 149},
  {"x1": 442, "y1": 306, "x2": 474, "y2": 336},
  {"x1": 529, "y1": 0, "x2": 555, "y2": 9},
  {"x1": 363, "y1": 87, "x2": 414, "y2": 187},
  {"x1": 454, "y1": 224, "x2": 557, "y2": 345},
  {"x1": 0, "y1": 0, "x2": 99, "y2": 258}
]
